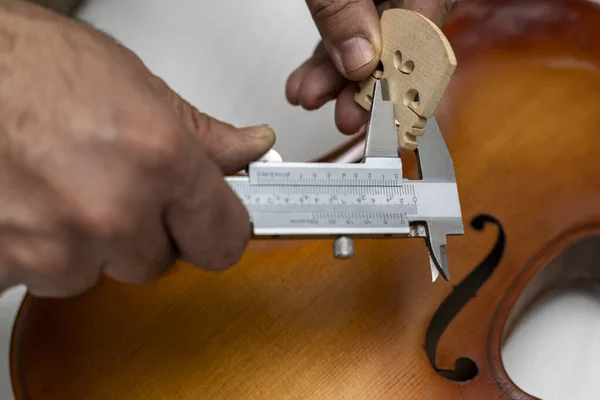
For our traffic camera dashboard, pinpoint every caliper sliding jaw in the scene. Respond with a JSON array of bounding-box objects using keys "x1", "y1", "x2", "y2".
[{"x1": 225, "y1": 79, "x2": 463, "y2": 282}]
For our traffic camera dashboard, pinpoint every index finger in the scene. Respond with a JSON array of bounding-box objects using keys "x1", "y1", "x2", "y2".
[{"x1": 165, "y1": 147, "x2": 252, "y2": 272}]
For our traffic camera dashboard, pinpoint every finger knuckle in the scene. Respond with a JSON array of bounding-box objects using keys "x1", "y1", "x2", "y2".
[
  {"x1": 201, "y1": 258, "x2": 229, "y2": 272},
  {"x1": 131, "y1": 267, "x2": 164, "y2": 284},
  {"x1": 185, "y1": 201, "x2": 250, "y2": 272},
  {"x1": 223, "y1": 236, "x2": 250, "y2": 269},
  {"x1": 8, "y1": 235, "x2": 70, "y2": 275},
  {"x1": 174, "y1": 97, "x2": 212, "y2": 138},
  {"x1": 104, "y1": 261, "x2": 166, "y2": 285},
  {"x1": 186, "y1": 231, "x2": 250, "y2": 273},
  {"x1": 118, "y1": 112, "x2": 183, "y2": 173},
  {"x1": 285, "y1": 71, "x2": 303, "y2": 105},
  {"x1": 308, "y1": 0, "x2": 364, "y2": 23},
  {"x1": 213, "y1": 202, "x2": 251, "y2": 270},
  {"x1": 202, "y1": 241, "x2": 248, "y2": 272},
  {"x1": 134, "y1": 124, "x2": 183, "y2": 171},
  {"x1": 74, "y1": 201, "x2": 136, "y2": 239},
  {"x1": 3, "y1": 234, "x2": 101, "y2": 298},
  {"x1": 298, "y1": 76, "x2": 328, "y2": 110}
]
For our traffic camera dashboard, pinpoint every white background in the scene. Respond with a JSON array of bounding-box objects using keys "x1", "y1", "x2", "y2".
[{"x1": 1, "y1": 1, "x2": 599, "y2": 399}]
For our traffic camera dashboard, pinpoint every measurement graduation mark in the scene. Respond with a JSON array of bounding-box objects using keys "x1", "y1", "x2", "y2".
[
  {"x1": 228, "y1": 183, "x2": 418, "y2": 211},
  {"x1": 225, "y1": 177, "x2": 461, "y2": 235},
  {"x1": 249, "y1": 164, "x2": 403, "y2": 187}
]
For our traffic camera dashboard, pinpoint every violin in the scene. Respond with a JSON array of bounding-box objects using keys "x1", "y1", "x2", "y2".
[{"x1": 9, "y1": 0, "x2": 600, "y2": 398}]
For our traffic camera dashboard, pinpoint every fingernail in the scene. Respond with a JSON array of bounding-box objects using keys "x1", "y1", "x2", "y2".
[
  {"x1": 244, "y1": 124, "x2": 275, "y2": 140},
  {"x1": 336, "y1": 37, "x2": 375, "y2": 74}
]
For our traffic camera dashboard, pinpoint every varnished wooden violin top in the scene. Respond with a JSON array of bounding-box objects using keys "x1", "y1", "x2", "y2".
[{"x1": 10, "y1": 0, "x2": 600, "y2": 398}]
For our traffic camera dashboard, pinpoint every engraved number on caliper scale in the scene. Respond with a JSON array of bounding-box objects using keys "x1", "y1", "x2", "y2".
[
  {"x1": 227, "y1": 180, "x2": 421, "y2": 233},
  {"x1": 250, "y1": 164, "x2": 403, "y2": 187}
]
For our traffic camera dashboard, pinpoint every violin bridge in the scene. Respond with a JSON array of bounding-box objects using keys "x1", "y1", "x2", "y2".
[{"x1": 224, "y1": 9, "x2": 463, "y2": 283}]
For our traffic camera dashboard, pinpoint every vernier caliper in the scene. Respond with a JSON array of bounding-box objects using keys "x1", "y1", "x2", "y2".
[{"x1": 225, "y1": 78, "x2": 463, "y2": 282}]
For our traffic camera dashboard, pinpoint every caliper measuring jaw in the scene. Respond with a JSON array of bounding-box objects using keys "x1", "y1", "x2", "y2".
[{"x1": 225, "y1": 79, "x2": 464, "y2": 282}]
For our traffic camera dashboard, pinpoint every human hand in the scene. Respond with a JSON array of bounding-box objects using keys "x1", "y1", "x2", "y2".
[
  {"x1": 286, "y1": 0, "x2": 452, "y2": 135},
  {"x1": 0, "y1": 1, "x2": 275, "y2": 297}
]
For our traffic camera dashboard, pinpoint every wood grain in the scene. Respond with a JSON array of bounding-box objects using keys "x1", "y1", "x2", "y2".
[
  {"x1": 10, "y1": 0, "x2": 600, "y2": 398},
  {"x1": 354, "y1": 9, "x2": 457, "y2": 150}
]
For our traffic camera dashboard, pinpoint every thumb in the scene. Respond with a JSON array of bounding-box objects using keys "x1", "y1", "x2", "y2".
[
  {"x1": 194, "y1": 119, "x2": 276, "y2": 175},
  {"x1": 306, "y1": 0, "x2": 382, "y2": 81},
  {"x1": 148, "y1": 74, "x2": 276, "y2": 175}
]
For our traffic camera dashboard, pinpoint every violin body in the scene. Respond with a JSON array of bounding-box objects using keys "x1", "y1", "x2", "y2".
[{"x1": 10, "y1": 0, "x2": 600, "y2": 398}]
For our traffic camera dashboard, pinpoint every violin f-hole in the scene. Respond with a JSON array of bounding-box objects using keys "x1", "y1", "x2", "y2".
[{"x1": 425, "y1": 214, "x2": 506, "y2": 382}]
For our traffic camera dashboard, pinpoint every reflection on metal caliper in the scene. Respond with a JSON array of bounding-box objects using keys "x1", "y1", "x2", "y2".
[{"x1": 225, "y1": 79, "x2": 463, "y2": 282}]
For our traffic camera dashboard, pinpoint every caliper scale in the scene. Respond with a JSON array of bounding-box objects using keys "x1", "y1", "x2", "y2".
[{"x1": 225, "y1": 79, "x2": 464, "y2": 282}]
